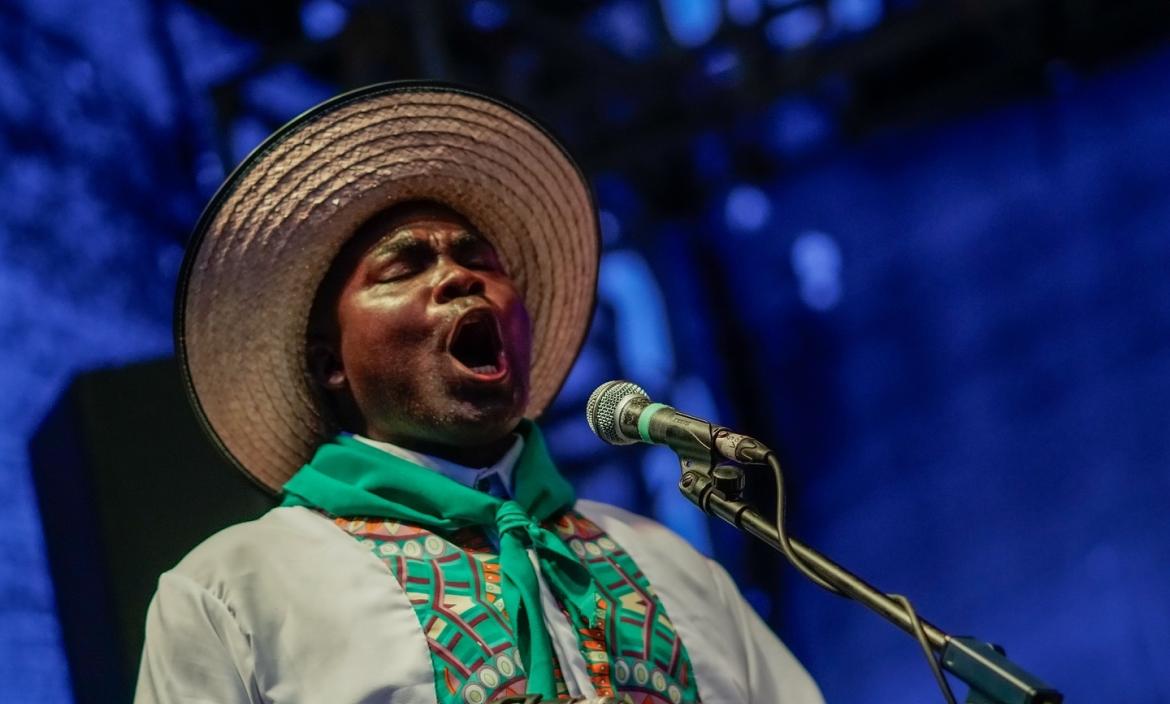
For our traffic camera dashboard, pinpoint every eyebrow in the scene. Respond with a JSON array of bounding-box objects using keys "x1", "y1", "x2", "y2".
[
  {"x1": 369, "y1": 230, "x2": 428, "y2": 259},
  {"x1": 450, "y1": 231, "x2": 493, "y2": 253},
  {"x1": 367, "y1": 228, "x2": 495, "y2": 262}
]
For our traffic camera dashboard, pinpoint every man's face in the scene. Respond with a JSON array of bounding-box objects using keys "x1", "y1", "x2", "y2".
[{"x1": 312, "y1": 202, "x2": 532, "y2": 454}]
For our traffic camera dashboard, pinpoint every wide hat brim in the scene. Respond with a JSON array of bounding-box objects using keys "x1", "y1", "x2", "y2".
[{"x1": 176, "y1": 82, "x2": 599, "y2": 493}]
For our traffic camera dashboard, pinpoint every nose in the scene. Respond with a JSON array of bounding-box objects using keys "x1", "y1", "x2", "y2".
[{"x1": 433, "y1": 262, "x2": 486, "y2": 303}]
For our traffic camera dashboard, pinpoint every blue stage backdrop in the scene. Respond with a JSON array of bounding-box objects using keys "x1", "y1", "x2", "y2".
[{"x1": 1, "y1": 0, "x2": 1168, "y2": 701}]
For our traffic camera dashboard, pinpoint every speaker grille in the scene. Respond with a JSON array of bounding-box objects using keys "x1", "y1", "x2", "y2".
[{"x1": 585, "y1": 380, "x2": 648, "y2": 445}]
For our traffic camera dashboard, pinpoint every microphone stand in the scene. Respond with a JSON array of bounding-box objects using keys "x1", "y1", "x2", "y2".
[{"x1": 674, "y1": 455, "x2": 1063, "y2": 704}]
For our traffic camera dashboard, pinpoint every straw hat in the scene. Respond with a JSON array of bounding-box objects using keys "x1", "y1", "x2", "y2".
[{"x1": 176, "y1": 82, "x2": 599, "y2": 493}]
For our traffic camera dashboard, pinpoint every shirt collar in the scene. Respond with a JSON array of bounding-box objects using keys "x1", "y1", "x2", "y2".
[{"x1": 350, "y1": 432, "x2": 525, "y2": 497}]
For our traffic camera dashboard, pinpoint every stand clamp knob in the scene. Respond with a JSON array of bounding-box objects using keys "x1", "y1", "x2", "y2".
[{"x1": 710, "y1": 463, "x2": 746, "y2": 500}]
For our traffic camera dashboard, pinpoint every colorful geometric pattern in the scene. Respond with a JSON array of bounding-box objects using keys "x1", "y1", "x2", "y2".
[
  {"x1": 550, "y1": 512, "x2": 699, "y2": 704},
  {"x1": 336, "y1": 517, "x2": 562, "y2": 703},
  {"x1": 335, "y1": 511, "x2": 700, "y2": 704}
]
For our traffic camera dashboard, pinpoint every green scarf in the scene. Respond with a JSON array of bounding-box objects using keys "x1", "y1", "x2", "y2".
[{"x1": 280, "y1": 421, "x2": 597, "y2": 700}]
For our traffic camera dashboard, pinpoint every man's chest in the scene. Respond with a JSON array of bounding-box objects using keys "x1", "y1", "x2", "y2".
[{"x1": 333, "y1": 511, "x2": 699, "y2": 704}]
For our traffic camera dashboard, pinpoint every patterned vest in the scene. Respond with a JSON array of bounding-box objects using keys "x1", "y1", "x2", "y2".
[{"x1": 334, "y1": 510, "x2": 702, "y2": 704}]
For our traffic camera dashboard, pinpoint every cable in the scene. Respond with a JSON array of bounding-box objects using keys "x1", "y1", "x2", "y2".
[
  {"x1": 762, "y1": 452, "x2": 957, "y2": 704},
  {"x1": 763, "y1": 452, "x2": 842, "y2": 594},
  {"x1": 891, "y1": 594, "x2": 958, "y2": 704}
]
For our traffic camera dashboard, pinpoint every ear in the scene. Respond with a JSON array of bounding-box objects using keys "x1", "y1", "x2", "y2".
[{"x1": 307, "y1": 335, "x2": 347, "y2": 392}]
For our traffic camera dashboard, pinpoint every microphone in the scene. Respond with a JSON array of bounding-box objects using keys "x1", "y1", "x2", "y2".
[{"x1": 585, "y1": 380, "x2": 771, "y2": 464}]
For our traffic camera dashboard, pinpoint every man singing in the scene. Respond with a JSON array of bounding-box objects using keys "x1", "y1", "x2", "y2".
[{"x1": 137, "y1": 82, "x2": 823, "y2": 704}]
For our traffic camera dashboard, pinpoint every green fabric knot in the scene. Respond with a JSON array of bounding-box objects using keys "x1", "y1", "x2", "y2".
[
  {"x1": 495, "y1": 500, "x2": 536, "y2": 538},
  {"x1": 280, "y1": 421, "x2": 596, "y2": 701}
]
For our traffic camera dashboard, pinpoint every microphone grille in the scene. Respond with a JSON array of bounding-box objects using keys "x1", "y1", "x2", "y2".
[{"x1": 586, "y1": 380, "x2": 648, "y2": 445}]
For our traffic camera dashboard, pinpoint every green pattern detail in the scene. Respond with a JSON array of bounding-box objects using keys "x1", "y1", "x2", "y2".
[
  {"x1": 550, "y1": 512, "x2": 700, "y2": 704},
  {"x1": 335, "y1": 511, "x2": 701, "y2": 704},
  {"x1": 335, "y1": 516, "x2": 562, "y2": 703}
]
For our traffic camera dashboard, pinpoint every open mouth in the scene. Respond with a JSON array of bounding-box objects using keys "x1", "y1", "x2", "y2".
[{"x1": 448, "y1": 310, "x2": 507, "y2": 379}]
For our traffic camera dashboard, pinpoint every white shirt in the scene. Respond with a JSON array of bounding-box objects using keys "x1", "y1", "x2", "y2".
[{"x1": 135, "y1": 439, "x2": 823, "y2": 704}]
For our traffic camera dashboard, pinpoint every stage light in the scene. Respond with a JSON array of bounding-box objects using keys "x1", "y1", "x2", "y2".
[
  {"x1": 599, "y1": 251, "x2": 675, "y2": 392},
  {"x1": 600, "y1": 209, "x2": 623, "y2": 245},
  {"x1": 242, "y1": 64, "x2": 336, "y2": 122},
  {"x1": 155, "y1": 243, "x2": 184, "y2": 280},
  {"x1": 767, "y1": 96, "x2": 832, "y2": 156},
  {"x1": 592, "y1": 172, "x2": 643, "y2": 224},
  {"x1": 560, "y1": 347, "x2": 609, "y2": 403},
  {"x1": 586, "y1": 1, "x2": 658, "y2": 60},
  {"x1": 764, "y1": 7, "x2": 823, "y2": 50},
  {"x1": 661, "y1": 0, "x2": 721, "y2": 48},
  {"x1": 703, "y1": 47, "x2": 740, "y2": 81},
  {"x1": 229, "y1": 116, "x2": 272, "y2": 164},
  {"x1": 828, "y1": 0, "x2": 882, "y2": 32},
  {"x1": 643, "y1": 447, "x2": 714, "y2": 555},
  {"x1": 64, "y1": 60, "x2": 94, "y2": 94},
  {"x1": 726, "y1": 0, "x2": 761, "y2": 26},
  {"x1": 691, "y1": 131, "x2": 732, "y2": 181},
  {"x1": 166, "y1": 2, "x2": 260, "y2": 87},
  {"x1": 791, "y1": 230, "x2": 843, "y2": 311},
  {"x1": 572, "y1": 461, "x2": 639, "y2": 509},
  {"x1": 467, "y1": 0, "x2": 510, "y2": 31},
  {"x1": 299, "y1": 0, "x2": 349, "y2": 41},
  {"x1": 195, "y1": 151, "x2": 225, "y2": 193},
  {"x1": 724, "y1": 184, "x2": 772, "y2": 234}
]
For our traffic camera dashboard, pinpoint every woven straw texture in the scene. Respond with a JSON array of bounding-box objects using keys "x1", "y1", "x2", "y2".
[{"x1": 179, "y1": 85, "x2": 598, "y2": 492}]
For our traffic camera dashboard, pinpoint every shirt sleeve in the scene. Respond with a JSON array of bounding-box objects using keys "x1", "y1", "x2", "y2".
[
  {"x1": 706, "y1": 559, "x2": 825, "y2": 704},
  {"x1": 135, "y1": 571, "x2": 256, "y2": 704}
]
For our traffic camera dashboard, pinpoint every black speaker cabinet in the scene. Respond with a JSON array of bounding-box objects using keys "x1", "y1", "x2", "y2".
[{"x1": 29, "y1": 357, "x2": 276, "y2": 704}]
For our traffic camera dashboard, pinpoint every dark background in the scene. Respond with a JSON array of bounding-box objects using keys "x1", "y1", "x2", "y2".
[{"x1": 3, "y1": 0, "x2": 1169, "y2": 701}]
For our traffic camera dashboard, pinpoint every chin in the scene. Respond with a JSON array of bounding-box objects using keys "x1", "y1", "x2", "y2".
[
  {"x1": 447, "y1": 396, "x2": 526, "y2": 440},
  {"x1": 447, "y1": 369, "x2": 526, "y2": 411},
  {"x1": 387, "y1": 369, "x2": 529, "y2": 446}
]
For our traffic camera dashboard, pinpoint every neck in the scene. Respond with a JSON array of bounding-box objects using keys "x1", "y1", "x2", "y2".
[{"x1": 363, "y1": 429, "x2": 518, "y2": 469}]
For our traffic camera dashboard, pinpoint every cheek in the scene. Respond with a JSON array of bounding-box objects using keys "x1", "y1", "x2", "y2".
[{"x1": 338, "y1": 299, "x2": 433, "y2": 368}]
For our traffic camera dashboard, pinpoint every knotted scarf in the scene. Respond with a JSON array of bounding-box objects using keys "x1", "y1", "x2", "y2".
[{"x1": 280, "y1": 421, "x2": 597, "y2": 700}]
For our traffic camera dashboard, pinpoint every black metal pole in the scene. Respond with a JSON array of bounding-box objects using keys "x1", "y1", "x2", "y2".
[
  {"x1": 678, "y1": 468, "x2": 1063, "y2": 704},
  {"x1": 680, "y1": 468, "x2": 948, "y2": 646}
]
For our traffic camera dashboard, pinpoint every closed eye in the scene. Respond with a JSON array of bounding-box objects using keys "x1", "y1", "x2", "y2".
[
  {"x1": 452, "y1": 234, "x2": 504, "y2": 272},
  {"x1": 373, "y1": 242, "x2": 434, "y2": 282},
  {"x1": 377, "y1": 262, "x2": 418, "y2": 282},
  {"x1": 460, "y1": 251, "x2": 502, "y2": 271}
]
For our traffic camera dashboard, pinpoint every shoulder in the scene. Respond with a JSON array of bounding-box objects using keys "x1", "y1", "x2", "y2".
[
  {"x1": 147, "y1": 511, "x2": 438, "y2": 699},
  {"x1": 168, "y1": 506, "x2": 372, "y2": 603},
  {"x1": 156, "y1": 506, "x2": 410, "y2": 651},
  {"x1": 173, "y1": 506, "x2": 334, "y2": 569}
]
